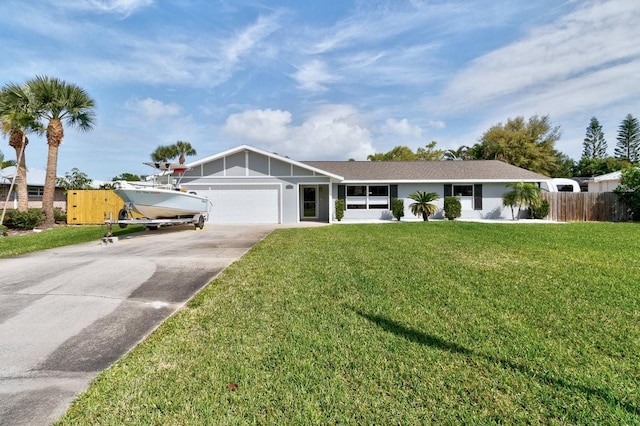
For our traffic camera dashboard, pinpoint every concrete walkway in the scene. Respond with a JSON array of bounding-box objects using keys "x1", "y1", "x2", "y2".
[{"x1": 0, "y1": 224, "x2": 275, "y2": 425}]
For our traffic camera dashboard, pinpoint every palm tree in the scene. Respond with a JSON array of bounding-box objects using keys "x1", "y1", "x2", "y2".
[
  {"x1": 0, "y1": 83, "x2": 42, "y2": 212},
  {"x1": 151, "y1": 141, "x2": 197, "y2": 164},
  {"x1": 408, "y1": 191, "x2": 439, "y2": 221},
  {"x1": 27, "y1": 76, "x2": 96, "y2": 226},
  {"x1": 174, "y1": 140, "x2": 197, "y2": 164},
  {"x1": 151, "y1": 144, "x2": 177, "y2": 162},
  {"x1": 502, "y1": 191, "x2": 518, "y2": 220},
  {"x1": 503, "y1": 182, "x2": 541, "y2": 220},
  {"x1": 443, "y1": 145, "x2": 471, "y2": 161},
  {"x1": 0, "y1": 150, "x2": 16, "y2": 168}
]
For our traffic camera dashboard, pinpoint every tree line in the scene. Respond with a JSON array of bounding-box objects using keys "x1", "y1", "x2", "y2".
[{"x1": 368, "y1": 114, "x2": 640, "y2": 178}]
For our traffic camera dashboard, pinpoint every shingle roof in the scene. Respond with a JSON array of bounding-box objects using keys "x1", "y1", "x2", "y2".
[{"x1": 301, "y1": 160, "x2": 549, "y2": 182}]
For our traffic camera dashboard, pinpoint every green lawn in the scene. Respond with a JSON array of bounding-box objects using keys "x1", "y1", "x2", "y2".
[
  {"x1": 0, "y1": 225, "x2": 145, "y2": 258},
  {"x1": 58, "y1": 222, "x2": 639, "y2": 424}
]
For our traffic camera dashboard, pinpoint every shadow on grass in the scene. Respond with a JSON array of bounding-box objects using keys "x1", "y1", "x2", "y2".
[{"x1": 351, "y1": 308, "x2": 639, "y2": 416}]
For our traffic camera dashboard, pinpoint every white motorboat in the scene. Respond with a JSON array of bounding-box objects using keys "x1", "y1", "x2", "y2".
[{"x1": 113, "y1": 162, "x2": 211, "y2": 220}]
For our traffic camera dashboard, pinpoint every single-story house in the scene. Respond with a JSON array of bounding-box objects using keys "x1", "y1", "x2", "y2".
[
  {"x1": 587, "y1": 171, "x2": 621, "y2": 192},
  {"x1": 179, "y1": 145, "x2": 549, "y2": 224},
  {"x1": 0, "y1": 167, "x2": 66, "y2": 210}
]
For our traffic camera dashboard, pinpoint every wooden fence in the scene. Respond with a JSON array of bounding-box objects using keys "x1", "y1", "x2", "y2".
[
  {"x1": 541, "y1": 192, "x2": 630, "y2": 222},
  {"x1": 66, "y1": 190, "x2": 140, "y2": 224}
]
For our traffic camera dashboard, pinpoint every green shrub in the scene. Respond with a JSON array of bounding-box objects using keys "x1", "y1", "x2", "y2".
[
  {"x1": 4, "y1": 209, "x2": 45, "y2": 229},
  {"x1": 391, "y1": 198, "x2": 405, "y2": 221},
  {"x1": 443, "y1": 196, "x2": 462, "y2": 220},
  {"x1": 0, "y1": 224, "x2": 7, "y2": 236},
  {"x1": 529, "y1": 199, "x2": 550, "y2": 219},
  {"x1": 53, "y1": 208, "x2": 67, "y2": 223},
  {"x1": 335, "y1": 199, "x2": 345, "y2": 222}
]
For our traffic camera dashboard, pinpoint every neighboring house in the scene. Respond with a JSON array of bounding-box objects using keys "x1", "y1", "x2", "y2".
[
  {"x1": 180, "y1": 145, "x2": 549, "y2": 224},
  {"x1": 0, "y1": 167, "x2": 66, "y2": 210},
  {"x1": 588, "y1": 171, "x2": 621, "y2": 192}
]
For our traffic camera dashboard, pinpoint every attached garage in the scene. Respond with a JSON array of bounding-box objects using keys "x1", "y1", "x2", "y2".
[{"x1": 198, "y1": 184, "x2": 281, "y2": 224}]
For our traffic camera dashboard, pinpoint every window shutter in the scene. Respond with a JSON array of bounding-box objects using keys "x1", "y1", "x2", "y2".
[
  {"x1": 390, "y1": 184, "x2": 398, "y2": 199},
  {"x1": 338, "y1": 185, "x2": 346, "y2": 200},
  {"x1": 444, "y1": 184, "x2": 452, "y2": 197},
  {"x1": 473, "y1": 184, "x2": 483, "y2": 210}
]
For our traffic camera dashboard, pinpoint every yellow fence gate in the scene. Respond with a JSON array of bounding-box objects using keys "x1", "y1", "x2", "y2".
[{"x1": 67, "y1": 190, "x2": 133, "y2": 225}]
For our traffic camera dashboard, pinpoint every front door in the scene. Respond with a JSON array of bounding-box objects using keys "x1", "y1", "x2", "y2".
[{"x1": 301, "y1": 186, "x2": 317, "y2": 219}]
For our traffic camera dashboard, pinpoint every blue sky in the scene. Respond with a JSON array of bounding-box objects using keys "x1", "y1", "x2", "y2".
[{"x1": 1, "y1": 0, "x2": 639, "y2": 181}]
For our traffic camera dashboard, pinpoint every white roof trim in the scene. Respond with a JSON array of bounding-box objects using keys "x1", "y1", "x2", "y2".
[
  {"x1": 185, "y1": 144, "x2": 344, "y2": 181},
  {"x1": 340, "y1": 178, "x2": 547, "y2": 184},
  {"x1": 593, "y1": 170, "x2": 621, "y2": 182}
]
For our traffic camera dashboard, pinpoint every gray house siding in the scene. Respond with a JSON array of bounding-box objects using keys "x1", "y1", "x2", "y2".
[
  {"x1": 332, "y1": 182, "x2": 517, "y2": 222},
  {"x1": 175, "y1": 145, "x2": 548, "y2": 224},
  {"x1": 180, "y1": 148, "x2": 333, "y2": 224}
]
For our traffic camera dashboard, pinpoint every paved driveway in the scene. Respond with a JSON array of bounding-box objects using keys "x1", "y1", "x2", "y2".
[{"x1": 0, "y1": 224, "x2": 275, "y2": 425}]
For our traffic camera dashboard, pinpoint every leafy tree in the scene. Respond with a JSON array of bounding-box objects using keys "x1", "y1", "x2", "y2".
[
  {"x1": 27, "y1": 75, "x2": 96, "y2": 226},
  {"x1": 112, "y1": 172, "x2": 142, "y2": 181},
  {"x1": 582, "y1": 117, "x2": 607, "y2": 160},
  {"x1": 474, "y1": 115, "x2": 564, "y2": 176},
  {"x1": 56, "y1": 167, "x2": 93, "y2": 190},
  {"x1": 572, "y1": 156, "x2": 629, "y2": 177},
  {"x1": 0, "y1": 82, "x2": 43, "y2": 212},
  {"x1": 408, "y1": 191, "x2": 439, "y2": 221},
  {"x1": 502, "y1": 182, "x2": 541, "y2": 220},
  {"x1": 368, "y1": 141, "x2": 444, "y2": 161},
  {"x1": 614, "y1": 166, "x2": 640, "y2": 220},
  {"x1": 614, "y1": 114, "x2": 640, "y2": 163}
]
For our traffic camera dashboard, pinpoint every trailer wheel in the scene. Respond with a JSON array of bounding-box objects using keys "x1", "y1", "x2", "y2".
[
  {"x1": 117, "y1": 208, "x2": 128, "y2": 228},
  {"x1": 195, "y1": 214, "x2": 205, "y2": 230}
]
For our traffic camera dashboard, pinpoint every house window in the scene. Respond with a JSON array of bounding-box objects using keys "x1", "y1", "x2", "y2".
[
  {"x1": 453, "y1": 185, "x2": 473, "y2": 197},
  {"x1": 28, "y1": 186, "x2": 44, "y2": 197},
  {"x1": 447, "y1": 184, "x2": 482, "y2": 211},
  {"x1": 346, "y1": 185, "x2": 389, "y2": 210}
]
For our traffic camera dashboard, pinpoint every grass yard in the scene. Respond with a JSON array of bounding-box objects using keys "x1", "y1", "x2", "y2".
[
  {"x1": 58, "y1": 222, "x2": 639, "y2": 424},
  {"x1": 0, "y1": 224, "x2": 145, "y2": 258}
]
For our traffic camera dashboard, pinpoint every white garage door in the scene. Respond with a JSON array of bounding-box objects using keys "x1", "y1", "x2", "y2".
[{"x1": 201, "y1": 185, "x2": 280, "y2": 224}]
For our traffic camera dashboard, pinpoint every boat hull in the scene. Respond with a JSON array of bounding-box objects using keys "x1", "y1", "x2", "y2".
[{"x1": 114, "y1": 187, "x2": 211, "y2": 219}]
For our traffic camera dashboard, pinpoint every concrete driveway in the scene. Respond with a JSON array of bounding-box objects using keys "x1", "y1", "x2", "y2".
[{"x1": 0, "y1": 224, "x2": 275, "y2": 425}]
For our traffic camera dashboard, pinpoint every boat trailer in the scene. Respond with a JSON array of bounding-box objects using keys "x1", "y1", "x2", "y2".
[{"x1": 104, "y1": 202, "x2": 208, "y2": 233}]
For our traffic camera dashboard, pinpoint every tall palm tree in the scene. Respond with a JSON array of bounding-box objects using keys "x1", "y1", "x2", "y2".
[
  {"x1": 174, "y1": 140, "x2": 197, "y2": 164},
  {"x1": 408, "y1": 191, "x2": 439, "y2": 221},
  {"x1": 27, "y1": 76, "x2": 95, "y2": 226},
  {"x1": 0, "y1": 83, "x2": 42, "y2": 212},
  {"x1": 503, "y1": 182, "x2": 541, "y2": 220},
  {"x1": 151, "y1": 144, "x2": 177, "y2": 162}
]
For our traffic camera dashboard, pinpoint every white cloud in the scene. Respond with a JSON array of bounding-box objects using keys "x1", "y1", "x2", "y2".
[
  {"x1": 125, "y1": 97, "x2": 181, "y2": 120},
  {"x1": 440, "y1": 0, "x2": 640, "y2": 112},
  {"x1": 224, "y1": 109, "x2": 292, "y2": 143},
  {"x1": 426, "y1": 120, "x2": 446, "y2": 129},
  {"x1": 223, "y1": 105, "x2": 374, "y2": 160},
  {"x1": 292, "y1": 59, "x2": 341, "y2": 92},
  {"x1": 384, "y1": 118, "x2": 423, "y2": 137},
  {"x1": 69, "y1": 0, "x2": 153, "y2": 15},
  {"x1": 223, "y1": 13, "x2": 282, "y2": 64}
]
